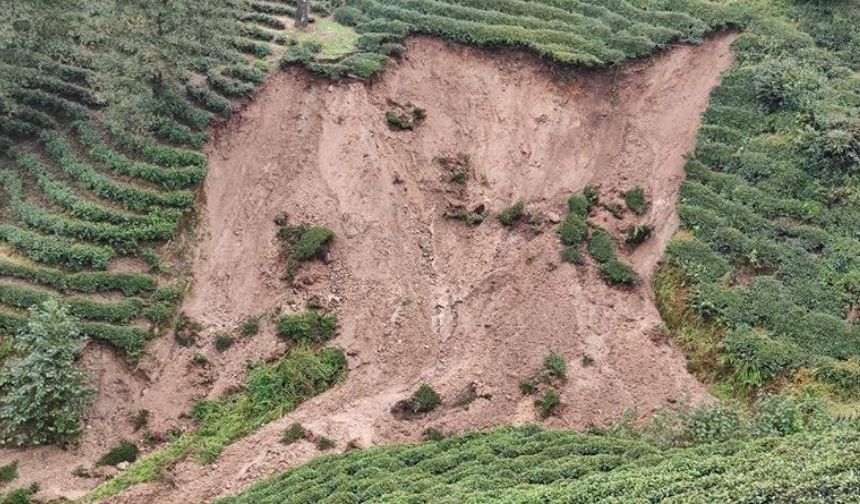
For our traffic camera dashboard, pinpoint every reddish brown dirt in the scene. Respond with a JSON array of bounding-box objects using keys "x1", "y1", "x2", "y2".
[{"x1": 1, "y1": 33, "x2": 736, "y2": 502}]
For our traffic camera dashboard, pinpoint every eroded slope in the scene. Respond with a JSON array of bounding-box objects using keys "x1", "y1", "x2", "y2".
[{"x1": 107, "y1": 34, "x2": 737, "y2": 503}]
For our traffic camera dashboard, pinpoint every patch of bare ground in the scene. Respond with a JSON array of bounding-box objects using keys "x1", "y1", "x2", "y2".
[{"x1": 3, "y1": 32, "x2": 737, "y2": 502}]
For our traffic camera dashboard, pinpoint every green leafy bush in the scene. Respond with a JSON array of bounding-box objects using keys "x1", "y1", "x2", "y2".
[
  {"x1": 625, "y1": 225, "x2": 654, "y2": 247},
  {"x1": 587, "y1": 227, "x2": 615, "y2": 263},
  {"x1": 561, "y1": 245, "x2": 582, "y2": 264},
  {"x1": 624, "y1": 185, "x2": 647, "y2": 215},
  {"x1": 0, "y1": 301, "x2": 93, "y2": 447},
  {"x1": 239, "y1": 316, "x2": 261, "y2": 337},
  {"x1": 599, "y1": 260, "x2": 640, "y2": 286},
  {"x1": 498, "y1": 202, "x2": 525, "y2": 227},
  {"x1": 97, "y1": 440, "x2": 139, "y2": 466},
  {"x1": 0, "y1": 460, "x2": 17, "y2": 484},
  {"x1": 215, "y1": 333, "x2": 234, "y2": 352},
  {"x1": 534, "y1": 390, "x2": 561, "y2": 418},
  {"x1": 276, "y1": 311, "x2": 337, "y2": 344},
  {"x1": 410, "y1": 384, "x2": 441, "y2": 413},
  {"x1": 558, "y1": 213, "x2": 587, "y2": 246}
]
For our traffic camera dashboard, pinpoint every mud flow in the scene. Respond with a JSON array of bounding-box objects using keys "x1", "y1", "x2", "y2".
[{"x1": 6, "y1": 34, "x2": 737, "y2": 503}]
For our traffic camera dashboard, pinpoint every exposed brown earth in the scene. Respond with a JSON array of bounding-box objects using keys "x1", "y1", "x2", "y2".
[{"x1": 1, "y1": 33, "x2": 736, "y2": 502}]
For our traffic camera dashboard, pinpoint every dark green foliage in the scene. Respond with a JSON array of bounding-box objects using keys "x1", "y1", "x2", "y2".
[
  {"x1": 281, "y1": 423, "x2": 305, "y2": 445},
  {"x1": 97, "y1": 440, "x2": 139, "y2": 467},
  {"x1": 423, "y1": 427, "x2": 445, "y2": 441},
  {"x1": 214, "y1": 333, "x2": 234, "y2": 352},
  {"x1": 558, "y1": 213, "x2": 587, "y2": 246},
  {"x1": 0, "y1": 302, "x2": 93, "y2": 447},
  {"x1": 0, "y1": 483, "x2": 39, "y2": 504},
  {"x1": 561, "y1": 245, "x2": 583, "y2": 265},
  {"x1": 623, "y1": 185, "x2": 647, "y2": 215},
  {"x1": 567, "y1": 194, "x2": 591, "y2": 217},
  {"x1": 625, "y1": 225, "x2": 653, "y2": 247},
  {"x1": 280, "y1": 40, "x2": 322, "y2": 67},
  {"x1": 518, "y1": 379, "x2": 536, "y2": 395},
  {"x1": 239, "y1": 316, "x2": 261, "y2": 337},
  {"x1": 385, "y1": 110, "x2": 413, "y2": 130},
  {"x1": 542, "y1": 352, "x2": 566, "y2": 379},
  {"x1": 276, "y1": 311, "x2": 337, "y2": 344},
  {"x1": 599, "y1": 260, "x2": 640, "y2": 286},
  {"x1": 587, "y1": 227, "x2": 615, "y2": 263},
  {"x1": 316, "y1": 436, "x2": 335, "y2": 451},
  {"x1": 410, "y1": 384, "x2": 441, "y2": 413},
  {"x1": 498, "y1": 202, "x2": 524, "y2": 227},
  {"x1": 0, "y1": 461, "x2": 16, "y2": 484},
  {"x1": 291, "y1": 227, "x2": 334, "y2": 262},
  {"x1": 340, "y1": 53, "x2": 388, "y2": 79},
  {"x1": 534, "y1": 390, "x2": 561, "y2": 418}
]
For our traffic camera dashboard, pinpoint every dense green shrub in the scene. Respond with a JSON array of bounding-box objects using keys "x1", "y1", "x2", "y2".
[
  {"x1": 0, "y1": 301, "x2": 93, "y2": 447},
  {"x1": 97, "y1": 440, "x2": 139, "y2": 466},
  {"x1": 599, "y1": 260, "x2": 640, "y2": 286},
  {"x1": 498, "y1": 202, "x2": 525, "y2": 227},
  {"x1": 534, "y1": 390, "x2": 561, "y2": 418},
  {"x1": 214, "y1": 333, "x2": 234, "y2": 352},
  {"x1": 542, "y1": 352, "x2": 566, "y2": 379},
  {"x1": 558, "y1": 213, "x2": 587, "y2": 246},
  {"x1": 561, "y1": 245, "x2": 582, "y2": 265},
  {"x1": 623, "y1": 185, "x2": 647, "y2": 215},
  {"x1": 410, "y1": 384, "x2": 441, "y2": 413},
  {"x1": 340, "y1": 53, "x2": 388, "y2": 79},
  {"x1": 239, "y1": 315, "x2": 261, "y2": 337},
  {"x1": 276, "y1": 311, "x2": 337, "y2": 344},
  {"x1": 587, "y1": 227, "x2": 615, "y2": 263},
  {"x1": 0, "y1": 460, "x2": 16, "y2": 484}
]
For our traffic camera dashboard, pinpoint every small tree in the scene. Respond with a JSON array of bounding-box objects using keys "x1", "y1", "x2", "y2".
[{"x1": 0, "y1": 301, "x2": 93, "y2": 447}]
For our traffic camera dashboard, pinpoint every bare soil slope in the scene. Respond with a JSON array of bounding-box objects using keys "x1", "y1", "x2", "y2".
[{"x1": 109, "y1": 34, "x2": 736, "y2": 503}]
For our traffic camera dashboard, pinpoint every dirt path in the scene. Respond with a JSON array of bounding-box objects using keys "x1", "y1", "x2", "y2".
[{"x1": 104, "y1": 33, "x2": 736, "y2": 503}]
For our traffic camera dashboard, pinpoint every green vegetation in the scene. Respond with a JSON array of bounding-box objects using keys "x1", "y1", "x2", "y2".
[
  {"x1": 623, "y1": 184, "x2": 647, "y2": 215},
  {"x1": 409, "y1": 383, "x2": 441, "y2": 414},
  {"x1": 214, "y1": 332, "x2": 234, "y2": 352},
  {"x1": 239, "y1": 315, "x2": 261, "y2": 337},
  {"x1": 220, "y1": 392, "x2": 860, "y2": 503},
  {"x1": 276, "y1": 311, "x2": 337, "y2": 344},
  {"x1": 542, "y1": 352, "x2": 567, "y2": 379},
  {"x1": 625, "y1": 224, "x2": 653, "y2": 247},
  {"x1": 0, "y1": 302, "x2": 92, "y2": 447},
  {"x1": 599, "y1": 260, "x2": 640, "y2": 286},
  {"x1": 97, "y1": 440, "x2": 139, "y2": 467},
  {"x1": 276, "y1": 224, "x2": 335, "y2": 281},
  {"x1": 534, "y1": 389, "x2": 561, "y2": 418},
  {"x1": 0, "y1": 460, "x2": 16, "y2": 484},
  {"x1": 315, "y1": 436, "x2": 335, "y2": 451},
  {"x1": 586, "y1": 227, "x2": 615, "y2": 264},
  {"x1": 281, "y1": 423, "x2": 305, "y2": 445},
  {"x1": 88, "y1": 345, "x2": 347, "y2": 500},
  {"x1": 497, "y1": 201, "x2": 525, "y2": 227},
  {"x1": 385, "y1": 104, "x2": 427, "y2": 130}
]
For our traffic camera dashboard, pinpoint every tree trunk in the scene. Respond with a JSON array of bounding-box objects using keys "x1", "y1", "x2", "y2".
[{"x1": 295, "y1": 0, "x2": 310, "y2": 28}]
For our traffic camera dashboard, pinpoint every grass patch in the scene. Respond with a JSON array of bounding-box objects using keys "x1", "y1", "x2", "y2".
[
  {"x1": 498, "y1": 202, "x2": 525, "y2": 227},
  {"x1": 276, "y1": 311, "x2": 337, "y2": 344},
  {"x1": 281, "y1": 423, "x2": 305, "y2": 445},
  {"x1": 624, "y1": 185, "x2": 647, "y2": 216},
  {"x1": 97, "y1": 440, "x2": 139, "y2": 467}
]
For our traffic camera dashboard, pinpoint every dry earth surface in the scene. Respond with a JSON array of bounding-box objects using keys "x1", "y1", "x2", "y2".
[{"x1": 2, "y1": 33, "x2": 736, "y2": 502}]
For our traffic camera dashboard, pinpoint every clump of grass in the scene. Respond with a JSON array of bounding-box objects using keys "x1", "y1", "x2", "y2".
[
  {"x1": 410, "y1": 384, "x2": 441, "y2": 413},
  {"x1": 519, "y1": 379, "x2": 536, "y2": 395},
  {"x1": 316, "y1": 436, "x2": 335, "y2": 451},
  {"x1": 214, "y1": 332, "x2": 234, "y2": 352},
  {"x1": 97, "y1": 440, "x2": 139, "y2": 467},
  {"x1": 0, "y1": 460, "x2": 17, "y2": 484},
  {"x1": 72, "y1": 465, "x2": 90, "y2": 478},
  {"x1": 498, "y1": 202, "x2": 525, "y2": 227},
  {"x1": 131, "y1": 409, "x2": 150, "y2": 432},
  {"x1": 624, "y1": 185, "x2": 647, "y2": 215},
  {"x1": 599, "y1": 260, "x2": 640, "y2": 286},
  {"x1": 567, "y1": 194, "x2": 591, "y2": 217},
  {"x1": 558, "y1": 213, "x2": 587, "y2": 245},
  {"x1": 385, "y1": 103, "x2": 426, "y2": 131},
  {"x1": 587, "y1": 227, "x2": 615, "y2": 263},
  {"x1": 625, "y1": 224, "x2": 653, "y2": 247},
  {"x1": 276, "y1": 310, "x2": 337, "y2": 344},
  {"x1": 542, "y1": 352, "x2": 567, "y2": 379},
  {"x1": 583, "y1": 185, "x2": 599, "y2": 207},
  {"x1": 561, "y1": 245, "x2": 583, "y2": 264},
  {"x1": 446, "y1": 206, "x2": 487, "y2": 227},
  {"x1": 535, "y1": 390, "x2": 561, "y2": 418},
  {"x1": 239, "y1": 315, "x2": 261, "y2": 337},
  {"x1": 281, "y1": 423, "x2": 305, "y2": 445},
  {"x1": 277, "y1": 224, "x2": 335, "y2": 281},
  {"x1": 603, "y1": 202, "x2": 625, "y2": 219}
]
